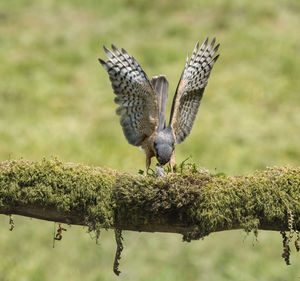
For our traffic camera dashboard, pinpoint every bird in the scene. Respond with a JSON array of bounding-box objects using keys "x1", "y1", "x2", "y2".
[{"x1": 99, "y1": 38, "x2": 219, "y2": 172}]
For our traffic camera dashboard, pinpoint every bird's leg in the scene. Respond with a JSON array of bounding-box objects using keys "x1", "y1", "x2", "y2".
[
  {"x1": 146, "y1": 154, "x2": 151, "y2": 175},
  {"x1": 170, "y1": 151, "x2": 176, "y2": 172}
]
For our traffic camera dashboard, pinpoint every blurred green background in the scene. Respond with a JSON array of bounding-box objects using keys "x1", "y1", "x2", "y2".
[{"x1": 0, "y1": 0, "x2": 299, "y2": 280}]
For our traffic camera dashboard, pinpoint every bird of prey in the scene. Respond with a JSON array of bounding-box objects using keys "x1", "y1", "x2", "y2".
[{"x1": 99, "y1": 38, "x2": 219, "y2": 172}]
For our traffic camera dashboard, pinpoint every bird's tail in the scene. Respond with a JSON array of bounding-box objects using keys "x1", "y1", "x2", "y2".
[{"x1": 151, "y1": 75, "x2": 169, "y2": 131}]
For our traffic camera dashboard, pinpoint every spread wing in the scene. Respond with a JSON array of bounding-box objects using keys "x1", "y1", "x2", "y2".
[
  {"x1": 99, "y1": 45, "x2": 159, "y2": 146},
  {"x1": 169, "y1": 38, "x2": 220, "y2": 144}
]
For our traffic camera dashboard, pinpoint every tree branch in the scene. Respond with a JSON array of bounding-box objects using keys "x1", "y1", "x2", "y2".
[{"x1": 0, "y1": 159, "x2": 299, "y2": 240}]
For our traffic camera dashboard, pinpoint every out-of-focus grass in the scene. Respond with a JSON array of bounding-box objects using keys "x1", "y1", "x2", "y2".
[{"x1": 0, "y1": 0, "x2": 299, "y2": 280}]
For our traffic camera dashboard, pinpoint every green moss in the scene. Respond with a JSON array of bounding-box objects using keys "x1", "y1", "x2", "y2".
[
  {"x1": 113, "y1": 164, "x2": 300, "y2": 241},
  {"x1": 0, "y1": 159, "x2": 116, "y2": 230},
  {"x1": 0, "y1": 160, "x2": 300, "y2": 270},
  {"x1": 1, "y1": 160, "x2": 299, "y2": 237}
]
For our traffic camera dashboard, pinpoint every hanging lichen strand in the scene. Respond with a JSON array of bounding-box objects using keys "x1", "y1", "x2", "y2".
[{"x1": 0, "y1": 159, "x2": 300, "y2": 274}]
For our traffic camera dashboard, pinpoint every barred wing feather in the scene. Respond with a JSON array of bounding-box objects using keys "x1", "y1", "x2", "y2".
[
  {"x1": 169, "y1": 38, "x2": 220, "y2": 144},
  {"x1": 99, "y1": 45, "x2": 159, "y2": 146}
]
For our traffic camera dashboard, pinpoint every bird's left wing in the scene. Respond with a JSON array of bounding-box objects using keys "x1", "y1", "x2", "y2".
[
  {"x1": 169, "y1": 38, "x2": 220, "y2": 144},
  {"x1": 99, "y1": 45, "x2": 159, "y2": 146}
]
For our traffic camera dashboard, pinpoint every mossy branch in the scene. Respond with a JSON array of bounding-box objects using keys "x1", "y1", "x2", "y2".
[{"x1": 0, "y1": 159, "x2": 300, "y2": 240}]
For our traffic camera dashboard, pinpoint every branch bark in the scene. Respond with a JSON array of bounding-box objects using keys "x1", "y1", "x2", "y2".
[{"x1": 0, "y1": 159, "x2": 299, "y2": 240}]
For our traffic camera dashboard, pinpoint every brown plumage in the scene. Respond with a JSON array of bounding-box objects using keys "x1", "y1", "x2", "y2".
[{"x1": 99, "y1": 38, "x2": 220, "y2": 172}]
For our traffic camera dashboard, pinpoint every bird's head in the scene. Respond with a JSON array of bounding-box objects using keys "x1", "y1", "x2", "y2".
[{"x1": 154, "y1": 130, "x2": 175, "y2": 166}]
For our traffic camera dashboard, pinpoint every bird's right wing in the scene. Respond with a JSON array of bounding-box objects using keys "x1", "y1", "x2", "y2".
[
  {"x1": 169, "y1": 38, "x2": 220, "y2": 144},
  {"x1": 99, "y1": 45, "x2": 159, "y2": 146}
]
